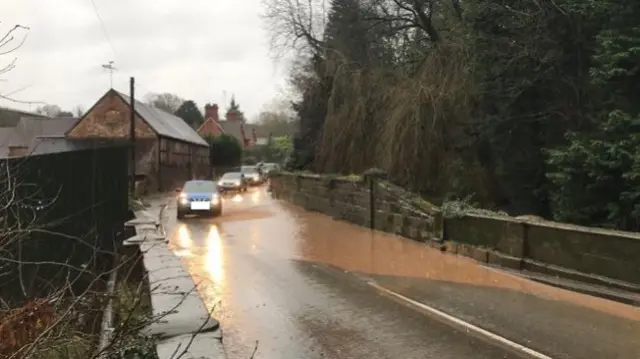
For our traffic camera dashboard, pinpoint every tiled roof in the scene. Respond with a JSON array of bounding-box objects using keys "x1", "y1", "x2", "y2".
[
  {"x1": 218, "y1": 120, "x2": 250, "y2": 141},
  {"x1": 0, "y1": 116, "x2": 78, "y2": 157},
  {"x1": 115, "y1": 91, "x2": 208, "y2": 147},
  {"x1": 0, "y1": 106, "x2": 46, "y2": 127},
  {"x1": 250, "y1": 124, "x2": 270, "y2": 138},
  {"x1": 218, "y1": 120, "x2": 294, "y2": 143},
  {"x1": 17, "y1": 116, "x2": 78, "y2": 140}
]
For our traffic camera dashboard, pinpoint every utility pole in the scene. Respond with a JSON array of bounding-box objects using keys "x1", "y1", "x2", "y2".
[
  {"x1": 129, "y1": 77, "x2": 136, "y2": 195},
  {"x1": 102, "y1": 61, "x2": 117, "y2": 88}
]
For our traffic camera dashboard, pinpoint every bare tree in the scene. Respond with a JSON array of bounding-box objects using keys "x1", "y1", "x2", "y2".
[
  {"x1": 145, "y1": 92, "x2": 184, "y2": 114},
  {"x1": 73, "y1": 105, "x2": 86, "y2": 118},
  {"x1": 262, "y1": 94, "x2": 295, "y2": 115},
  {"x1": 365, "y1": 0, "x2": 442, "y2": 43},
  {"x1": 34, "y1": 104, "x2": 62, "y2": 117},
  {"x1": 0, "y1": 22, "x2": 35, "y2": 104},
  {"x1": 261, "y1": 0, "x2": 329, "y2": 57}
]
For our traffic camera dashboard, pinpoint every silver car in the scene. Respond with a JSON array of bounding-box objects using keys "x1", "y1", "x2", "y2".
[{"x1": 176, "y1": 180, "x2": 222, "y2": 219}]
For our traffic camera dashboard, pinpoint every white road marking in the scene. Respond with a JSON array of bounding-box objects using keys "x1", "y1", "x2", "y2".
[{"x1": 367, "y1": 281, "x2": 554, "y2": 359}]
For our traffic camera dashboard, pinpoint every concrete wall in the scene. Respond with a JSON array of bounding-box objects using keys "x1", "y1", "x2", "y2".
[{"x1": 270, "y1": 172, "x2": 640, "y2": 287}]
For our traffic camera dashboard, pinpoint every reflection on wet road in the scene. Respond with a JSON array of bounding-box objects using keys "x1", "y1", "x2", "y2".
[{"x1": 165, "y1": 186, "x2": 640, "y2": 359}]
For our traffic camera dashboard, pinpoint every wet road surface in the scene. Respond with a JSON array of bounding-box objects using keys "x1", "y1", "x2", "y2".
[{"x1": 164, "y1": 186, "x2": 640, "y2": 359}]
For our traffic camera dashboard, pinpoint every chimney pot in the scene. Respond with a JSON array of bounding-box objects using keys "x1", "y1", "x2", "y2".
[{"x1": 204, "y1": 103, "x2": 219, "y2": 122}]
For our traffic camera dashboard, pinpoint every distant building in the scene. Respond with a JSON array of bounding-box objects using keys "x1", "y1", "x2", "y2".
[
  {"x1": 0, "y1": 91, "x2": 211, "y2": 193},
  {"x1": 197, "y1": 103, "x2": 269, "y2": 148},
  {"x1": 0, "y1": 106, "x2": 46, "y2": 127},
  {"x1": 0, "y1": 115, "x2": 78, "y2": 157},
  {"x1": 65, "y1": 89, "x2": 209, "y2": 191},
  {"x1": 197, "y1": 104, "x2": 225, "y2": 137}
]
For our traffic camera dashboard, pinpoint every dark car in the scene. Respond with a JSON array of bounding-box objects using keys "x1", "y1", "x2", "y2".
[
  {"x1": 217, "y1": 172, "x2": 248, "y2": 193},
  {"x1": 241, "y1": 165, "x2": 264, "y2": 185},
  {"x1": 176, "y1": 180, "x2": 222, "y2": 219}
]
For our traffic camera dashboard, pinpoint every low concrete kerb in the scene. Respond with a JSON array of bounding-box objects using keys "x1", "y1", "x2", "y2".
[
  {"x1": 140, "y1": 196, "x2": 226, "y2": 359},
  {"x1": 158, "y1": 203, "x2": 168, "y2": 237}
]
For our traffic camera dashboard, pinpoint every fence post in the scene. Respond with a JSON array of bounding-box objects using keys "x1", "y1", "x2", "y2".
[
  {"x1": 363, "y1": 168, "x2": 387, "y2": 230},
  {"x1": 369, "y1": 176, "x2": 376, "y2": 230}
]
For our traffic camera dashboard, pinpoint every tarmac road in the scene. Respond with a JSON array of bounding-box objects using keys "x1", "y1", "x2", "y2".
[{"x1": 163, "y1": 186, "x2": 640, "y2": 359}]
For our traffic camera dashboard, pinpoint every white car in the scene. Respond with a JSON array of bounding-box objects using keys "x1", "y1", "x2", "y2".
[{"x1": 241, "y1": 166, "x2": 264, "y2": 185}]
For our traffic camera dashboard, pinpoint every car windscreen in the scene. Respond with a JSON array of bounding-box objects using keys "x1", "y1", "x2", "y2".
[
  {"x1": 241, "y1": 166, "x2": 257, "y2": 173},
  {"x1": 183, "y1": 181, "x2": 216, "y2": 193},
  {"x1": 221, "y1": 173, "x2": 242, "y2": 179}
]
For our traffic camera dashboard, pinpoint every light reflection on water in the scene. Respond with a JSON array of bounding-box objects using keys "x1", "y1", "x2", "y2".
[
  {"x1": 174, "y1": 223, "x2": 193, "y2": 257},
  {"x1": 205, "y1": 224, "x2": 225, "y2": 286}
]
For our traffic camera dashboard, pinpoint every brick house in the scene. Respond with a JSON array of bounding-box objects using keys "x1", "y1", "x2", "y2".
[
  {"x1": 197, "y1": 104, "x2": 225, "y2": 137},
  {"x1": 197, "y1": 103, "x2": 266, "y2": 148},
  {"x1": 66, "y1": 89, "x2": 209, "y2": 192}
]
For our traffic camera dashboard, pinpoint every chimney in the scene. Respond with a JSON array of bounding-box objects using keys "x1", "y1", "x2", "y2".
[
  {"x1": 204, "y1": 103, "x2": 219, "y2": 122},
  {"x1": 227, "y1": 110, "x2": 237, "y2": 121}
]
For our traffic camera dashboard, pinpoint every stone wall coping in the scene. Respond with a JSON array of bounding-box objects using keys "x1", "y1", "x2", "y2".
[
  {"x1": 274, "y1": 171, "x2": 363, "y2": 183},
  {"x1": 462, "y1": 212, "x2": 640, "y2": 241}
]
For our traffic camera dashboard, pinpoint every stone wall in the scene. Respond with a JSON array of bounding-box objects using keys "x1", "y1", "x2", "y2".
[
  {"x1": 269, "y1": 172, "x2": 443, "y2": 241},
  {"x1": 444, "y1": 215, "x2": 640, "y2": 287},
  {"x1": 270, "y1": 172, "x2": 640, "y2": 288}
]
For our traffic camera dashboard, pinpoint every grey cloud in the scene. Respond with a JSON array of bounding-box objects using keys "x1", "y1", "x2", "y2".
[{"x1": 1, "y1": 0, "x2": 285, "y2": 119}]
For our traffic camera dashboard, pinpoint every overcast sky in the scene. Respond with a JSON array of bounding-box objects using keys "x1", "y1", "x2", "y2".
[{"x1": 0, "y1": 0, "x2": 290, "y2": 118}]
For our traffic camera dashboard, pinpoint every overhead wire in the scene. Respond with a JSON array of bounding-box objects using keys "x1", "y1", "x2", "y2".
[{"x1": 89, "y1": 0, "x2": 117, "y2": 60}]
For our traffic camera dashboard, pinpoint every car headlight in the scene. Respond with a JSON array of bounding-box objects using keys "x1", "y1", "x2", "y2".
[
  {"x1": 217, "y1": 181, "x2": 223, "y2": 186},
  {"x1": 234, "y1": 180, "x2": 240, "y2": 185},
  {"x1": 211, "y1": 193, "x2": 219, "y2": 203},
  {"x1": 179, "y1": 193, "x2": 188, "y2": 205}
]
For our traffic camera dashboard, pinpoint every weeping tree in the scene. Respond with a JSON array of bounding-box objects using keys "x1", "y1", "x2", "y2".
[{"x1": 263, "y1": 0, "x2": 640, "y2": 228}]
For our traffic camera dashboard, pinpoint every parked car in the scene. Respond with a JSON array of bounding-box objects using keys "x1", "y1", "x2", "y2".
[
  {"x1": 241, "y1": 165, "x2": 264, "y2": 185},
  {"x1": 217, "y1": 172, "x2": 248, "y2": 193},
  {"x1": 176, "y1": 180, "x2": 222, "y2": 219},
  {"x1": 260, "y1": 163, "x2": 281, "y2": 176}
]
